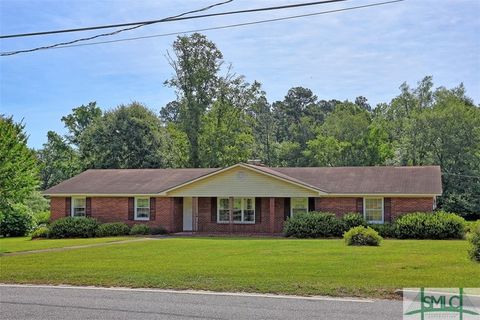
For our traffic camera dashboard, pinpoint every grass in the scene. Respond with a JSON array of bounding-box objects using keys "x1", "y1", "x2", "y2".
[
  {"x1": 0, "y1": 237, "x2": 478, "y2": 298},
  {"x1": 0, "y1": 236, "x2": 132, "y2": 254}
]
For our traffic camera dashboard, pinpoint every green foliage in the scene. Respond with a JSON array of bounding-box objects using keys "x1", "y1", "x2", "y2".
[
  {"x1": 95, "y1": 223, "x2": 130, "y2": 237},
  {"x1": 344, "y1": 226, "x2": 382, "y2": 246},
  {"x1": 33, "y1": 211, "x2": 50, "y2": 226},
  {"x1": 283, "y1": 212, "x2": 343, "y2": 238},
  {"x1": 0, "y1": 203, "x2": 36, "y2": 237},
  {"x1": 150, "y1": 226, "x2": 168, "y2": 235},
  {"x1": 369, "y1": 223, "x2": 396, "y2": 238},
  {"x1": 31, "y1": 226, "x2": 49, "y2": 239},
  {"x1": 467, "y1": 221, "x2": 480, "y2": 262},
  {"x1": 129, "y1": 224, "x2": 150, "y2": 235},
  {"x1": 37, "y1": 131, "x2": 81, "y2": 190},
  {"x1": 80, "y1": 102, "x2": 166, "y2": 169},
  {"x1": 341, "y1": 213, "x2": 367, "y2": 231},
  {"x1": 465, "y1": 220, "x2": 480, "y2": 234},
  {"x1": 61, "y1": 102, "x2": 102, "y2": 146},
  {"x1": 0, "y1": 116, "x2": 39, "y2": 215},
  {"x1": 394, "y1": 211, "x2": 466, "y2": 239},
  {"x1": 49, "y1": 217, "x2": 99, "y2": 238}
]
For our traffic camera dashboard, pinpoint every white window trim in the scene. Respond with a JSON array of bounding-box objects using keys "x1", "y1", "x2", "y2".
[
  {"x1": 135, "y1": 197, "x2": 150, "y2": 221},
  {"x1": 71, "y1": 196, "x2": 86, "y2": 217},
  {"x1": 217, "y1": 197, "x2": 255, "y2": 224},
  {"x1": 363, "y1": 197, "x2": 384, "y2": 224},
  {"x1": 290, "y1": 197, "x2": 308, "y2": 217}
]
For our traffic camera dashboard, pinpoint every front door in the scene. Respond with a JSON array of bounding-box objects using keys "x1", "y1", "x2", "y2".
[{"x1": 183, "y1": 197, "x2": 193, "y2": 231}]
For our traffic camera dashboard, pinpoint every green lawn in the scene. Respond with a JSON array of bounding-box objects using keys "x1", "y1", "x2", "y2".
[
  {"x1": 0, "y1": 236, "x2": 132, "y2": 254},
  {"x1": 0, "y1": 238, "x2": 478, "y2": 298}
]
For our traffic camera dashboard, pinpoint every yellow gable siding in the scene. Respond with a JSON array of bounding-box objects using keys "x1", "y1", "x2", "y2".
[{"x1": 167, "y1": 166, "x2": 318, "y2": 197}]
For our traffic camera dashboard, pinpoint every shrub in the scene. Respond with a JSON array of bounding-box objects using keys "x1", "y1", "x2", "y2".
[
  {"x1": 49, "y1": 217, "x2": 99, "y2": 238},
  {"x1": 150, "y1": 226, "x2": 168, "y2": 235},
  {"x1": 341, "y1": 213, "x2": 366, "y2": 232},
  {"x1": 96, "y1": 222, "x2": 130, "y2": 237},
  {"x1": 369, "y1": 223, "x2": 396, "y2": 238},
  {"x1": 395, "y1": 211, "x2": 466, "y2": 239},
  {"x1": 465, "y1": 220, "x2": 480, "y2": 234},
  {"x1": 0, "y1": 203, "x2": 36, "y2": 237},
  {"x1": 31, "y1": 226, "x2": 49, "y2": 239},
  {"x1": 467, "y1": 221, "x2": 480, "y2": 262},
  {"x1": 33, "y1": 211, "x2": 50, "y2": 226},
  {"x1": 130, "y1": 224, "x2": 150, "y2": 235},
  {"x1": 344, "y1": 226, "x2": 383, "y2": 246},
  {"x1": 283, "y1": 212, "x2": 343, "y2": 238}
]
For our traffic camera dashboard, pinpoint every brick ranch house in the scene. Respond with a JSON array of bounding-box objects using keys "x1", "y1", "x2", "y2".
[{"x1": 43, "y1": 163, "x2": 442, "y2": 234}]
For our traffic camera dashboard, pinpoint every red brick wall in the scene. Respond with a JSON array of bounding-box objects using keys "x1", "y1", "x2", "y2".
[
  {"x1": 196, "y1": 197, "x2": 285, "y2": 233},
  {"x1": 315, "y1": 197, "x2": 358, "y2": 217},
  {"x1": 390, "y1": 197, "x2": 434, "y2": 220},
  {"x1": 50, "y1": 196, "x2": 179, "y2": 232}
]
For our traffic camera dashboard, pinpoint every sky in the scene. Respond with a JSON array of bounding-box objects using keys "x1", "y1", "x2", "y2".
[{"x1": 1, "y1": 0, "x2": 479, "y2": 149}]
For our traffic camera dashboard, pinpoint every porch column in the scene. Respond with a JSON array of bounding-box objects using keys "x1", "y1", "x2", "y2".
[
  {"x1": 192, "y1": 197, "x2": 198, "y2": 232},
  {"x1": 269, "y1": 197, "x2": 275, "y2": 233},
  {"x1": 229, "y1": 196, "x2": 234, "y2": 233}
]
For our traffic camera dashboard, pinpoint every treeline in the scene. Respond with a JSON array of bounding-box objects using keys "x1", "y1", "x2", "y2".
[{"x1": 2, "y1": 33, "x2": 479, "y2": 221}]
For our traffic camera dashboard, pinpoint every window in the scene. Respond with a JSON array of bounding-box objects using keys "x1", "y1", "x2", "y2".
[
  {"x1": 135, "y1": 197, "x2": 150, "y2": 221},
  {"x1": 71, "y1": 197, "x2": 86, "y2": 217},
  {"x1": 218, "y1": 198, "x2": 230, "y2": 222},
  {"x1": 364, "y1": 198, "x2": 384, "y2": 224},
  {"x1": 291, "y1": 197, "x2": 308, "y2": 216},
  {"x1": 217, "y1": 198, "x2": 255, "y2": 223}
]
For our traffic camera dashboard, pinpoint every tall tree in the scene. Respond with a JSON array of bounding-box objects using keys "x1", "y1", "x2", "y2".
[
  {"x1": 37, "y1": 131, "x2": 81, "y2": 190},
  {"x1": 165, "y1": 33, "x2": 223, "y2": 167},
  {"x1": 61, "y1": 102, "x2": 102, "y2": 146},
  {"x1": 80, "y1": 102, "x2": 167, "y2": 169},
  {"x1": 0, "y1": 116, "x2": 39, "y2": 210}
]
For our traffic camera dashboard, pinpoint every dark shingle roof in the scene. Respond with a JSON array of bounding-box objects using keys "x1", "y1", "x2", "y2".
[{"x1": 43, "y1": 164, "x2": 442, "y2": 195}]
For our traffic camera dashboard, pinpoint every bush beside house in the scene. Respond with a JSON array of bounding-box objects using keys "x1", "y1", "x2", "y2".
[
  {"x1": 468, "y1": 221, "x2": 480, "y2": 262},
  {"x1": 344, "y1": 226, "x2": 382, "y2": 246},
  {"x1": 49, "y1": 217, "x2": 99, "y2": 238},
  {"x1": 394, "y1": 211, "x2": 465, "y2": 239},
  {"x1": 95, "y1": 222, "x2": 130, "y2": 237}
]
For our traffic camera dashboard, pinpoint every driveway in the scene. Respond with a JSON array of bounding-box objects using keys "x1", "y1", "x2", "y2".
[{"x1": 0, "y1": 284, "x2": 402, "y2": 320}]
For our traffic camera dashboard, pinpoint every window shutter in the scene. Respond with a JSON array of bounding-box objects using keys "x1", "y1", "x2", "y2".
[
  {"x1": 128, "y1": 197, "x2": 135, "y2": 220},
  {"x1": 255, "y1": 197, "x2": 262, "y2": 223},
  {"x1": 284, "y1": 198, "x2": 291, "y2": 220},
  {"x1": 86, "y1": 197, "x2": 92, "y2": 217},
  {"x1": 211, "y1": 197, "x2": 217, "y2": 222},
  {"x1": 150, "y1": 197, "x2": 156, "y2": 221},
  {"x1": 384, "y1": 198, "x2": 391, "y2": 222},
  {"x1": 356, "y1": 198, "x2": 363, "y2": 215},
  {"x1": 308, "y1": 197, "x2": 315, "y2": 212},
  {"x1": 65, "y1": 197, "x2": 71, "y2": 217}
]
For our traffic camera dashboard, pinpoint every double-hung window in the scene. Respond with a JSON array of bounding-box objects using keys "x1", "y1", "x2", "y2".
[
  {"x1": 291, "y1": 197, "x2": 308, "y2": 216},
  {"x1": 217, "y1": 198, "x2": 255, "y2": 223},
  {"x1": 364, "y1": 198, "x2": 384, "y2": 224},
  {"x1": 135, "y1": 197, "x2": 150, "y2": 221},
  {"x1": 71, "y1": 197, "x2": 86, "y2": 217}
]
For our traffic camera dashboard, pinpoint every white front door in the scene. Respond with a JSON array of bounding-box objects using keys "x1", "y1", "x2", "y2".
[{"x1": 183, "y1": 197, "x2": 193, "y2": 231}]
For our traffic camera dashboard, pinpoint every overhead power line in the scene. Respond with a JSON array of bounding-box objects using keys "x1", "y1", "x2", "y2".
[
  {"x1": 0, "y1": 0, "x2": 235, "y2": 56},
  {"x1": 1, "y1": 0, "x2": 404, "y2": 56},
  {"x1": 1, "y1": 0, "x2": 349, "y2": 39}
]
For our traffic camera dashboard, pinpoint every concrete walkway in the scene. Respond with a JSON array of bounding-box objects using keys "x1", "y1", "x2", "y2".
[{"x1": 1, "y1": 237, "x2": 158, "y2": 257}]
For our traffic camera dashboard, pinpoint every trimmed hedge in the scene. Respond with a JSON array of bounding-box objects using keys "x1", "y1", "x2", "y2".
[
  {"x1": 31, "y1": 226, "x2": 49, "y2": 239},
  {"x1": 467, "y1": 221, "x2": 480, "y2": 262},
  {"x1": 49, "y1": 217, "x2": 99, "y2": 238},
  {"x1": 344, "y1": 226, "x2": 382, "y2": 246},
  {"x1": 369, "y1": 223, "x2": 396, "y2": 238},
  {"x1": 283, "y1": 212, "x2": 343, "y2": 238},
  {"x1": 130, "y1": 224, "x2": 150, "y2": 235},
  {"x1": 95, "y1": 222, "x2": 130, "y2": 237},
  {"x1": 341, "y1": 213, "x2": 366, "y2": 232},
  {"x1": 394, "y1": 211, "x2": 466, "y2": 239},
  {"x1": 150, "y1": 226, "x2": 168, "y2": 235}
]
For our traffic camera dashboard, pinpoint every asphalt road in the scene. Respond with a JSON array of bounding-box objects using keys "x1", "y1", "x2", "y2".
[{"x1": 0, "y1": 285, "x2": 402, "y2": 320}]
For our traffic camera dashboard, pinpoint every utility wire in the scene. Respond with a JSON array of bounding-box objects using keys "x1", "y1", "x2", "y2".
[
  {"x1": 1, "y1": 0, "x2": 349, "y2": 39},
  {"x1": 1, "y1": 0, "x2": 404, "y2": 56},
  {"x1": 0, "y1": 0, "x2": 234, "y2": 56}
]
